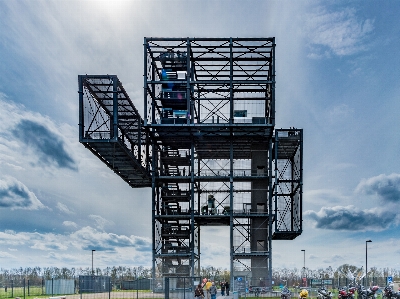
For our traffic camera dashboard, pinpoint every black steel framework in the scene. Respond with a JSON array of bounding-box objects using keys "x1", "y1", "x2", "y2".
[
  {"x1": 78, "y1": 75, "x2": 151, "y2": 188},
  {"x1": 78, "y1": 37, "x2": 303, "y2": 288}
]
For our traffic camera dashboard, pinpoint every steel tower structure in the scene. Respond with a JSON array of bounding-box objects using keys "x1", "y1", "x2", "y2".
[{"x1": 78, "y1": 37, "x2": 303, "y2": 287}]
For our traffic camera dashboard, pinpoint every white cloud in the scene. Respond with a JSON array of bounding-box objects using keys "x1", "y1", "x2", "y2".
[
  {"x1": 0, "y1": 227, "x2": 150, "y2": 253},
  {"x1": 328, "y1": 104, "x2": 354, "y2": 120},
  {"x1": 63, "y1": 221, "x2": 78, "y2": 228},
  {"x1": 57, "y1": 202, "x2": 74, "y2": 214},
  {"x1": 69, "y1": 226, "x2": 150, "y2": 251},
  {"x1": 0, "y1": 251, "x2": 16, "y2": 258},
  {"x1": 0, "y1": 230, "x2": 31, "y2": 246},
  {"x1": 30, "y1": 234, "x2": 69, "y2": 251},
  {"x1": 306, "y1": 7, "x2": 374, "y2": 57},
  {"x1": 305, "y1": 205, "x2": 398, "y2": 231},
  {"x1": 89, "y1": 215, "x2": 115, "y2": 231},
  {"x1": 356, "y1": 173, "x2": 400, "y2": 203},
  {"x1": 0, "y1": 176, "x2": 46, "y2": 210},
  {"x1": 0, "y1": 99, "x2": 78, "y2": 172},
  {"x1": 0, "y1": 227, "x2": 153, "y2": 267}
]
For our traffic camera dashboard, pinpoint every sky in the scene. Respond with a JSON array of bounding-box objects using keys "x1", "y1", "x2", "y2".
[{"x1": 0, "y1": 0, "x2": 400, "y2": 274}]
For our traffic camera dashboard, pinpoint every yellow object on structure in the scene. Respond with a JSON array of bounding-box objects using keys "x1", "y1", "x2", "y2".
[{"x1": 299, "y1": 289, "x2": 308, "y2": 298}]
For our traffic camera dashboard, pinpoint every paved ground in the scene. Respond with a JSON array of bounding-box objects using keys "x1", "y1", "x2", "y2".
[{"x1": 61, "y1": 292, "x2": 236, "y2": 299}]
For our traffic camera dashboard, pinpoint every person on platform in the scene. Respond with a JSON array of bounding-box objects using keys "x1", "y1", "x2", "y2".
[
  {"x1": 221, "y1": 281, "x2": 226, "y2": 296},
  {"x1": 225, "y1": 281, "x2": 230, "y2": 296},
  {"x1": 205, "y1": 279, "x2": 212, "y2": 299},
  {"x1": 195, "y1": 284, "x2": 205, "y2": 299},
  {"x1": 210, "y1": 282, "x2": 218, "y2": 299}
]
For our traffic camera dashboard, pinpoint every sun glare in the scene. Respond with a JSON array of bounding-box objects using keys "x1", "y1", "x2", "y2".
[{"x1": 92, "y1": 0, "x2": 134, "y2": 16}]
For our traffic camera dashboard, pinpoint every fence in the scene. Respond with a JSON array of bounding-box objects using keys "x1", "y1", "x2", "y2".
[
  {"x1": 78, "y1": 276, "x2": 157, "y2": 299},
  {"x1": 77, "y1": 276, "x2": 203, "y2": 299},
  {"x1": 0, "y1": 278, "x2": 44, "y2": 299},
  {"x1": 1, "y1": 276, "x2": 395, "y2": 299},
  {"x1": 273, "y1": 277, "x2": 392, "y2": 289},
  {"x1": 45, "y1": 279, "x2": 76, "y2": 295}
]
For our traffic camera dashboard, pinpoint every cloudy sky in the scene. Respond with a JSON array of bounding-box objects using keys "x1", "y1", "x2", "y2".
[{"x1": 0, "y1": 0, "x2": 400, "y2": 273}]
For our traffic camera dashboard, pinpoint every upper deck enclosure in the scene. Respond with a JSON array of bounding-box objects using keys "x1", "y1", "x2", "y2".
[{"x1": 144, "y1": 38, "x2": 275, "y2": 156}]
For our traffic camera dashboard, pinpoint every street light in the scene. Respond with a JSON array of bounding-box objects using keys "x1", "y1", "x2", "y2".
[
  {"x1": 301, "y1": 250, "x2": 305, "y2": 273},
  {"x1": 301, "y1": 250, "x2": 306, "y2": 287},
  {"x1": 366, "y1": 240, "x2": 372, "y2": 286},
  {"x1": 92, "y1": 249, "x2": 96, "y2": 275}
]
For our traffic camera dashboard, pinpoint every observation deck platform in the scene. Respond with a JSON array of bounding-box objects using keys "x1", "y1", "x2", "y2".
[{"x1": 78, "y1": 75, "x2": 151, "y2": 188}]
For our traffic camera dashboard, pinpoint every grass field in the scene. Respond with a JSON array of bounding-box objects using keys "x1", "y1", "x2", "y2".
[{"x1": 0, "y1": 286, "x2": 44, "y2": 299}]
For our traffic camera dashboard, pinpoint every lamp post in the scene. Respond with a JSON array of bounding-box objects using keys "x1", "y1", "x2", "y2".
[
  {"x1": 301, "y1": 250, "x2": 306, "y2": 287},
  {"x1": 92, "y1": 249, "x2": 96, "y2": 275},
  {"x1": 366, "y1": 240, "x2": 372, "y2": 286},
  {"x1": 301, "y1": 250, "x2": 305, "y2": 272}
]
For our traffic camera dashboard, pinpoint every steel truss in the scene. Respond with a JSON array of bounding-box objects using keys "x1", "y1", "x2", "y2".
[
  {"x1": 78, "y1": 75, "x2": 151, "y2": 188},
  {"x1": 78, "y1": 37, "x2": 303, "y2": 289}
]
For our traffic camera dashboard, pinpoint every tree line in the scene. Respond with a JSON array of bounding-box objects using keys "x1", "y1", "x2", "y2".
[
  {"x1": 0, "y1": 266, "x2": 154, "y2": 284},
  {"x1": 273, "y1": 264, "x2": 400, "y2": 281},
  {"x1": 1, "y1": 264, "x2": 399, "y2": 285}
]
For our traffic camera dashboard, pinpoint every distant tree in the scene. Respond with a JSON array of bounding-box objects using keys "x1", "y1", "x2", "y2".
[
  {"x1": 123, "y1": 267, "x2": 133, "y2": 280},
  {"x1": 337, "y1": 264, "x2": 361, "y2": 279},
  {"x1": 140, "y1": 267, "x2": 151, "y2": 278},
  {"x1": 370, "y1": 267, "x2": 381, "y2": 278},
  {"x1": 43, "y1": 267, "x2": 52, "y2": 280},
  {"x1": 110, "y1": 266, "x2": 118, "y2": 281}
]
